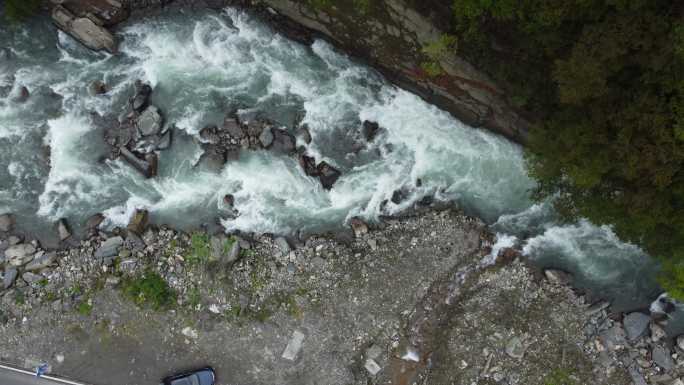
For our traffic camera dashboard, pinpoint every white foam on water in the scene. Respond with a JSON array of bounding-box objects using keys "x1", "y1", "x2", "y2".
[
  {"x1": 522, "y1": 219, "x2": 647, "y2": 282},
  {"x1": 37, "y1": 113, "x2": 108, "y2": 220}
]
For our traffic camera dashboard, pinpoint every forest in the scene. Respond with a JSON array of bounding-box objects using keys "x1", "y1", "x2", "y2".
[{"x1": 449, "y1": 0, "x2": 684, "y2": 297}]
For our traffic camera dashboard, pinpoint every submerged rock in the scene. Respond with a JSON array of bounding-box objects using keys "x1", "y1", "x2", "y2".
[
  {"x1": 12, "y1": 86, "x2": 30, "y2": 103},
  {"x1": 89, "y1": 80, "x2": 108, "y2": 95},
  {"x1": 299, "y1": 154, "x2": 318, "y2": 176},
  {"x1": 362, "y1": 120, "x2": 381, "y2": 142},
  {"x1": 297, "y1": 125, "x2": 312, "y2": 144},
  {"x1": 136, "y1": 105, "x2": 163, "y2": 137},
  {"x1": 317, "y1": 161, "x2": 341, "y2": 190},
  {"x1": 0, "y1": 213, "x2": 15, "y2": 232}
]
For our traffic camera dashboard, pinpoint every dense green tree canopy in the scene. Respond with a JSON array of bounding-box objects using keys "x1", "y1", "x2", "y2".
[
  {"x1": 2, "y1": 0, "x2": 41, "y2": 22},
  {"x1": 451, "y1": 1, "x2": 684, "y2": 294}
]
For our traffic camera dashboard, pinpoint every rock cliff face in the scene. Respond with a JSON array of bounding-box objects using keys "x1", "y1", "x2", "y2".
[{"x1": 247, "y1": 0, "x2": 530, "y2": 143}]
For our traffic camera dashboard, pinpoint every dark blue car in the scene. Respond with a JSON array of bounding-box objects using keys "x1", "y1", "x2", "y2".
[{"x1": 162, "y1": 367, "x2": 215, "y2": 385}]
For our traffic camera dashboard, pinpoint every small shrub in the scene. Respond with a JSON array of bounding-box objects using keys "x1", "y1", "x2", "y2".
[
  {"x1": 187, "y1": 286, "x2": 201, "y2": 309},
  {"x1": 77, "y1": 301, "x2": 93, "y2": 316},
  {"x1": 186, "y1": 232, "x2": 211, "y2": 265},
  {"x1": 542, "y1": 368, "x2": 577, "y2": 385},
  {"x1": 121, "y1": 271, "x2": 176, "y2": 310},
  {"x1": 658, "y1": 260, "x2": 684, "y2": 302}
]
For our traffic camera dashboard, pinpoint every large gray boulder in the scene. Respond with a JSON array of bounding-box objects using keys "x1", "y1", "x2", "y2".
[
  {"x1": 652, "y1": 345, "x2": 674, "y2": 371},
  {"x1": 5, "y1": 244, "x2": 36, "y2": 266},
  {"x1": 25, "y1": 252, "x2": 57, "y2": 271},
  {"x1": 623, "y1": 312, "x2": 650, "y2": 341},
  {"x1": 3, "y1": 267, "x2": 18, "y2": 290},
  {"x1": 52, "y1": 5, "x2": 117, "y2": 53},
  {"x1": 136, "y1": 105, "x2": 163, "y2": 137},
  {"x1": 119, "y1": 147, "x2": 157, "y2": 178},
  {"x1": 94, "y1": 236, "x2": 124, "y2": 259}
]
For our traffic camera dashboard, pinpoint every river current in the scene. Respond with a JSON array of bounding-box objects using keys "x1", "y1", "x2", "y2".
[{"x1": 0, "y1": 8, "x2": 665, "y2": 316}]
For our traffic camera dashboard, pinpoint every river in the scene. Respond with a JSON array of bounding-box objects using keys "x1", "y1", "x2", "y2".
[{"x1": 0, "y1": 8, "x2": 666, "y2": 318}]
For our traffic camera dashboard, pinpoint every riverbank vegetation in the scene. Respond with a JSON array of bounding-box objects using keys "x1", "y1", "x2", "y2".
[
  {"x1": 450, "y1": 0, "x2": 684, "y2": 297},
  {"x1": 2, "y1": 0, "x2": 41, "y2": 22}
]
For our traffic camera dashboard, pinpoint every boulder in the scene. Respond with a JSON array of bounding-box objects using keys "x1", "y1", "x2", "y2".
[
  {"x1": 0, "y1": 213, "x2": 15, "y2": 232},
  {"x1": 199, "y1": 125, "x2": 220, "y2": 144},
  {"x1": 281, "y1": 330, "x2": 305, "y2": 361},
  {"x1": 362, "y1": 120, "x2": 381, "y2": 142},
  {"x1": 85, "y1": 213, "x2": 105, "y2": 229},
  {"x1": 52, "y1": 6, "x2": 117, "y2": 53},
  {"x1": 22, "y1": 272, "x2": 43, "y2": 285},
  {"x1": 599, "y1": 325, "x2": 626, "y2": 351},
  {"x1": 505, "y1": 336, "x2": 527, "y2": 359},
  {"x1": 89, "y1": 80, "x2": 108, "y2": 95},
  {"x1": 211, "y1": 235, "x2": 240, "y2": 265},
  {"x1": 12, "y1": 86, "x2": 29, "y2": 103},
  {"x1": 317, "y1": 161, "x2": 341, "y2": 190},
  {"x1": 60, "y1": 0, "x2": 130, "y2": 26},
  {"x1": 299, "y1": 154, "x2": 319, "y2": 176},
  {"x1": 3, "y1": 267, "x2": 18, "y2": 290},
  {"x1": 136, "y1": 105, "x2": 163, "y2": 137},
  {"x1": 350, "y1": 217, "x2": 369, "y2": 238},
  {"x1": 131, "y1": 81, "x2": 152, "y2": 113},
  {"x1": 496, "y1": 247, "x2": 522, "y2": 264},
  {"x1": 652, "y1": 345, "x2": 674, "y2": 371},
  {"x1": 124, "y1": 232, "x2": 145, "y2": 251},
  {"x1": 119, "y1": 146, "x2": 157, "y2": 178},
  {"x1": 127, "y1": 209, "x2": 149, "y2": 234},
  {"x1": 5, "y1": 244, "x2": 36, "y2": 266},
  {"x1": 259, "y1": 127, "x2": 274, "y2": 148},
  {"x1": 25, "y1": 252, "x2": 57, "y2": 271},
  {"x1": 223, "y1": 117, "x2": 246, "y2": 139},
  {"x1": 270, "y1": 128, "x2": 296, "y2": 154},
  {"x1": 650, "y1": 293, "x2": 676, "y2": 316},
  {"x1": 677, "y1": 334, "x2": 684, "y2": 351},
  {"x1": 623, "y1": 312, "x2": 650, "y2": 341},
  {"x1": 94, "y1": 236, "x2": 124, "y2": 259},
  {"x1": 275, "y1": 237, "x2": 291, "y2": 255},
  {"x1": 56, "y1": 218, "x2": 72, "y2": 241}
]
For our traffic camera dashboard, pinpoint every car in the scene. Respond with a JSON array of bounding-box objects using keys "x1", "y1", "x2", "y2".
[{"x1": 161, "y1": 367, "x2": 215, "y2": 385}]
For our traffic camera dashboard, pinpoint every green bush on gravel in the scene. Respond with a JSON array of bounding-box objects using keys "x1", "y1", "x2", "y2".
[{"x1": 121, "y1": 271, "x2": 176, "y2": 310}]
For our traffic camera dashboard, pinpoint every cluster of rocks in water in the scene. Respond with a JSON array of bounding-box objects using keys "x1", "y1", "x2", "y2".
[{"x1": 103, "y1": 80, "x2": 169, "y2": 178}]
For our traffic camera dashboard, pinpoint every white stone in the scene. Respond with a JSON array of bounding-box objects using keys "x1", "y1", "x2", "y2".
[
  {"x1": 282, "y1": 330, "x2": 305, "y2": 361},
  {"x1": 364, "y1": 359, "x2": 382, "y2": 376},
  {"x1": 181, "y1": 327, "x2": 198, "y2": 339}
]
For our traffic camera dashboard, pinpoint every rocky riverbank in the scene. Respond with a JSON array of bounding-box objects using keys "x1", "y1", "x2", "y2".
[{"x1": 2, "y1": 205, "x2": 676, "y2": 385}]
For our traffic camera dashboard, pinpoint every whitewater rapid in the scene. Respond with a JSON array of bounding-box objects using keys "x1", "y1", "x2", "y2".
[{"x1": 0, "y1": 8, "x2": 661, "y2": 311}]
